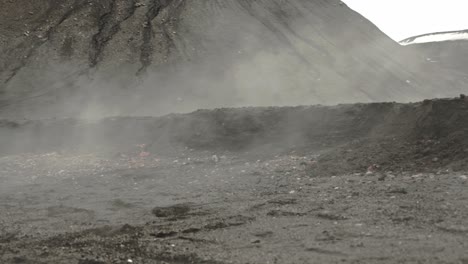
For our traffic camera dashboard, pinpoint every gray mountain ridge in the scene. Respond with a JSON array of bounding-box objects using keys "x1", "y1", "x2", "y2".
[{"x1": 0, "y1": 0, "x2": 466, "y2": 118}]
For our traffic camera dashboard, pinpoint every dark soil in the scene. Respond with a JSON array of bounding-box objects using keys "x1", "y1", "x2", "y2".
[{"x1": 0, "y1": 98, "x2": 467, "y2": 263}]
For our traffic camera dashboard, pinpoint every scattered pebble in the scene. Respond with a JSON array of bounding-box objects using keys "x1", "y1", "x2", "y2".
[
  {"x1": 412, "y1": 173, "x2": 424, "y2": 178},
  {"x1": 388, "y1": 187, "x2": 408, "y2": 194},
  {"x1": 250, "y1": 239, "x2": 261, "y2": 244}
]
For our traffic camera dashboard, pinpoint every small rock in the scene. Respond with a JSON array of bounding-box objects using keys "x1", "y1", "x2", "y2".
[
  {"x1": 317, "y1": 211, "x2": 348, "y2": 221},
  {"x1": 388, "y1": 187, "x2": 408, "y2": 194},
  {"x1": 152, "y1": 204, "x2": 191, "y2": 218},
  {"x1": 250, "y1": 239, "x2": 261, "y2": 244},
  {"x1": 211, "y1": 155, "x2": 219, "y2": 163},
  {"x1": 460, "y1": 175, "x2": 467, "y2": 180}
]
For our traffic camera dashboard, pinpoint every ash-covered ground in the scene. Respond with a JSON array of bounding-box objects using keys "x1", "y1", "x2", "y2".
[{"x1": 1, "y1": 98, "x2": 467, "y2": 263}]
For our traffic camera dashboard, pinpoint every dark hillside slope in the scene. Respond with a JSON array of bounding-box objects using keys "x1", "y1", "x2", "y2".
[
  {"x1": 0, "y1": 0, "x2": 466, "y2": 118},
  {"x1": 404, "y1": 41, "x2": 468, "y2": 88},
  {"x1": 400, "y1": 30, "x2": 468, "y2": 90}
]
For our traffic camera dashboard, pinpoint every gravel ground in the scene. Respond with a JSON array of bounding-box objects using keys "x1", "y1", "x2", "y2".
[
  {"x1": 0, "y1": 150, "x2": 467, "y2": 264},
  {"x1": 1, "y1": 99, "x2": 467, "y2": 263}
]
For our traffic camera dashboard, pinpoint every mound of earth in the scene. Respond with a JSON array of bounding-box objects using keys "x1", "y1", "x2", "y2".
[{"x1": 1, "y1": 97, "x2": 468, "y2": 173}]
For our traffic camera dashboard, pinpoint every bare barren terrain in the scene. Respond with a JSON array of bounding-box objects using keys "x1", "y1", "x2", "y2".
[
  {"x1": 1, "y1": 98, "x2": 467, "y2": 263},
  {"x1": 1, "y1": 1, "x2": 468, "y2": 263}
]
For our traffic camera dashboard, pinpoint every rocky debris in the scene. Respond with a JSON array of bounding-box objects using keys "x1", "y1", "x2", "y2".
[{"x1": 152, "y1": 204, "x2": 192, "y2": 218}]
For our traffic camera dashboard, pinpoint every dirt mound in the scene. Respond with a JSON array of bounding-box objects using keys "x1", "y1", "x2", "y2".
[
  {"x1": 308, "y1": 98, "x2": 468, "y2": 175},
  {"x1": 1, "y1": 98, "x2": 467, "y2": 173}
]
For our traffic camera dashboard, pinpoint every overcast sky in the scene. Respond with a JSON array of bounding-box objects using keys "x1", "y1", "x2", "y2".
[{"x1": 342, "y1": 0, "x2": 468, "y2": 41}]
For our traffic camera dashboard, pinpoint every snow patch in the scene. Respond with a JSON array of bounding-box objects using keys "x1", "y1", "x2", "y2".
[{"x1": 400, "y1": 32, "x2": 468, "y2": 46}]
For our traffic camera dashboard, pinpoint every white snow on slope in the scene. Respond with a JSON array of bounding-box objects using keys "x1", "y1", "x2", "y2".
[{"x1": 400, "y1": 32, "x2": 468, "y2": 45}]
